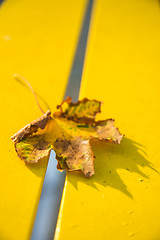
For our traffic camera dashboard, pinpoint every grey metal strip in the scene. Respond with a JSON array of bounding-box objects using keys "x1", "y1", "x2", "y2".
[
  {"x1": 64, "y1": 0, "x2": 93, "y2": 102},
  {"x1": 31, "y1": 1, "x2": 93, "y2": 239},
  {"x1": 0, "y1": 0, "x2": 4, "y2": 5}
]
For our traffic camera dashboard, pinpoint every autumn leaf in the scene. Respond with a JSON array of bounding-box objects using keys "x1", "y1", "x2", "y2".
[{"x1": 11, "y1": 97, "x2": 123, "y2": 177}]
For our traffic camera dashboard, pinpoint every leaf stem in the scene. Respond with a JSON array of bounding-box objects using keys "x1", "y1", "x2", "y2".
[{"x1": 13, "y1": 74, "x2": 45, "y2": 114}]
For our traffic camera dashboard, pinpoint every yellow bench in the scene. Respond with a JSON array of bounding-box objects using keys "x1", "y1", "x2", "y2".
[
  {"x1": 0, "y1": 0, "x2": 87, "y2": 239},
  {"x1": 1, "y1": 0, "x2": 160, "y2": 239}
]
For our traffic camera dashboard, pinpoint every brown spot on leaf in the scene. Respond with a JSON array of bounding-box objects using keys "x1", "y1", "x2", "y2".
[{"x1": 11, "y1": 110, "x2": 51, "y2": 143}]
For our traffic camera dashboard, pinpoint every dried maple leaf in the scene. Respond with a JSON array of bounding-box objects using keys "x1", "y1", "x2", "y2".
[{"x1": 11, "y1": 97, "x2": 123, "y2": 177}]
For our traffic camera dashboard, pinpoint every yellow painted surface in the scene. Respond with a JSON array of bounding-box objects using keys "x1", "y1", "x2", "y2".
[
  {"x1": 55, "y1": 0, "x2": 160, "y2": 239},
  {"x1": 0, "y1": 0, "x2": 87, "y2": 239}
]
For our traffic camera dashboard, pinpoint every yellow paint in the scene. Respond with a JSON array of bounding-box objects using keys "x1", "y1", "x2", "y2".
[
  {"x1": 55, "y1": 0, "x2": 160, "y2": 239},
  {"x1": 0, "y1": 0, "x2": 87, "y2": 239}
]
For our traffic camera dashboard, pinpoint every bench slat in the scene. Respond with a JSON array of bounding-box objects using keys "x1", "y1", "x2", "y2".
[
  {"x1": 0, "y1": 0, "x2": 87, "y2": 239},
  {"x1": 55, "y1": 0, "x2": 160, "y2": 239}
]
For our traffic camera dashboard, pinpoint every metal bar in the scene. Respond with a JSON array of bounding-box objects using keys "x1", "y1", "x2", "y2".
[{"x1": 31, "y1": 1, "x2": 93, "y2": 239}]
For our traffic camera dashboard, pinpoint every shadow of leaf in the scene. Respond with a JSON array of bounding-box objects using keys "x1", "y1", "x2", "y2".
[
  {"x1": 67, "y1": 137, "x2": 158, "y2": 199},
  {"x1": 25, "y1": 155, "x2": 49, "y2": 178}
]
